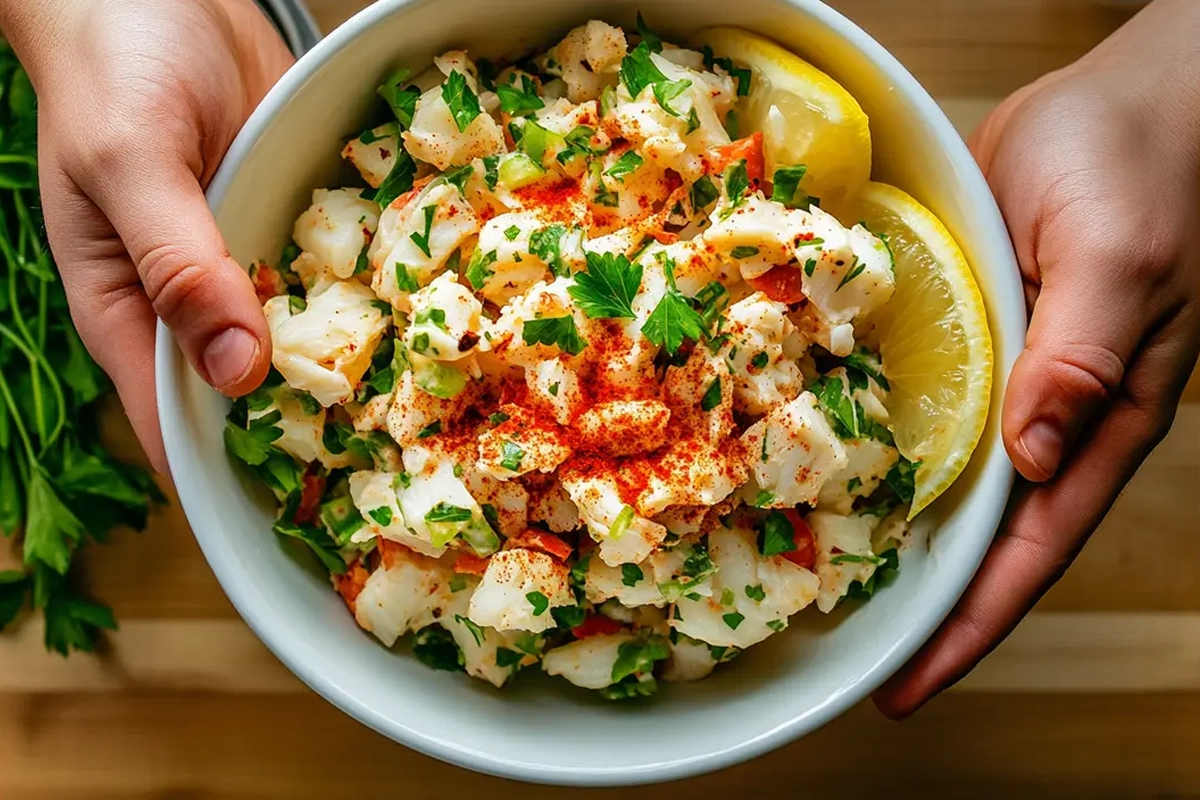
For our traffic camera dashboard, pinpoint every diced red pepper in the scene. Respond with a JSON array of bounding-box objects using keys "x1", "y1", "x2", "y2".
[
  {"x1": 506, "y1": 529, "x2": 573, "y2": 562},
  {"x1": 251, "y1": 261, "x2": 286, "y2": 305},
  {"x1": 454, "y1": 551, "x2": 491, "y2": 576},
  {"x1": 748, "y1": 265, "x2": 806, "y2": 305},
  {"x1": 292, "y1": 469, "x2": 326, "y2": 526},
  {"x1": 571, "y1": 614, "x2": 624, "y2": 639},
  {"x1": 780, "y1": 508, "x2": 817, "y2": 570},
  {"x1": 333, "y1": 560, "x2": 370, "y2": 614},
  {"x1": 708, "y1": 132, "x2": 765, "y2": 184}
]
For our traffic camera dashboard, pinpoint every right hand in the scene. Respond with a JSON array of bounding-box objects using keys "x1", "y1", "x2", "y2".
[{"x1": 0, "y1": 0, "x2": 295, "y2": 473}]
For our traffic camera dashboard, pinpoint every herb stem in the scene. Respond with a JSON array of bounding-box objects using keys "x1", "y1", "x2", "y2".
[
  {"x1": 0, "y1": 321, "x2": 66, "y2": 450},
  {"x1": 0, "y1": 360, "x2": 37, "y2": 464}
]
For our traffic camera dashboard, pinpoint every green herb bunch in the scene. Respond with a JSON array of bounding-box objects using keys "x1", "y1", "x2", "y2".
[{"x1": 0, "y1": 43, "x2": 163, "y2": 655}]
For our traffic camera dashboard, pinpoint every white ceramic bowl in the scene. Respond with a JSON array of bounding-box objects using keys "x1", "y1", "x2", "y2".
[{"x1": 157, "y1": 0, "x2": 1024, "y2": 786}]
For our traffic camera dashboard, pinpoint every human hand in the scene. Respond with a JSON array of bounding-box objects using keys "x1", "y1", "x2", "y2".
[
  {"x1": 874, "y1": 0, "x2": 1200, "y2": 717},
  {"x1": 0, "y1": 0, "x2": 294, "y2": 473}
]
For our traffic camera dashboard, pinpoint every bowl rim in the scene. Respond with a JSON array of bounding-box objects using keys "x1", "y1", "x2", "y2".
[{"x1": 157, "y1": 0, "x2": 1022, "y2": 785}]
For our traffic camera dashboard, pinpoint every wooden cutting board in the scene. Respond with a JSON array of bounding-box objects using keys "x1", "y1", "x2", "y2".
[{"x1": 2, "y1": 2, "x2": 1198, "y2": 797}]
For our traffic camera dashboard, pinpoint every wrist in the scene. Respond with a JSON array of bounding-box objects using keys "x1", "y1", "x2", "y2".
[{"x1": 0, "y1": 1, "x2": 83, "y2": 89}]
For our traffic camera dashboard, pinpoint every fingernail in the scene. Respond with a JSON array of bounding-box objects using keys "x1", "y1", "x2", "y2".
[
  {"x1": 1018, "y1": 420, "x2": 1063, "y2": 480},
  {"x1": 203, "y1": 328, "x2": 259, "y2": 391}
]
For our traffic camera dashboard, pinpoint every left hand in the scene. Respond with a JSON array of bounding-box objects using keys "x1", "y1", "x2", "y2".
[{"x1": 873, "y1": 0, "x2": 1200, "y2": 717}]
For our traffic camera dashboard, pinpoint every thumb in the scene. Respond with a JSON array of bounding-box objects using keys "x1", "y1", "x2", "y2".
[
  {"x1": 1002, "y1": 262, "x2": 1143, "y2": 482},
  {"x1": 75, "y1": 143, "x2": 271, "y2": 396}
]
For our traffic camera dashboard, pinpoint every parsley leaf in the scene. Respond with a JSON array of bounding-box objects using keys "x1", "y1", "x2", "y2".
[
  {"x1": 526, "y1": 590, "x2": 549, "y2": 616},
  {"x1": 367, "y1": 507, "x2": 393, "y2": 527},
  {"x1": 885, "y1": 457, "x2": 920, "y2": 505},
  {"x1": 702, "y1": 46, "x2": 752, "y2": 96},
  {"x1": 273, "y1": 519, "x2": 346, "y2": 574},
  {"x1": 416, "y1": 420, "x2": 442, "y2": 439},
  {"x1": 482, "y1": 155, "x2": 500, "y2": 190},
  {"x1": 395, "y1": 262, "x2": 420, "y2": 292},
  {"x1": 700, "y1": 377, "x2": 722, "y2": 411},
  {"x1": 837, "y1": 256, "x2": 866, "y2": 289},
  {"x1": 745, "y1": 584, "x2": 766, "y2": 602},
  {"x1": 567, "y1": 251, "x2": 642, "y2": 319},
  {"x1": 499, "y1": 440, "x2": 525, "y2": 472},
  {"x1": 454, "y1": 614, "x2": 485, "y2": 646},
  {"x1": 0, "y1": 570, "x2": 29, "y2": 630},
  {"x1": 605, "y1": 150, "x2": 645, "y2": 181},
  {"x1": 722, "y1": 612, "x2": 744, "y2": 630},
  {"x1": 771, "y1": 164, "x2": 816, "y2": 210},
  {"x1": 528, "y1": 224, "x2": 570, "y2": 276},
  {"x1": 377, "y1": 68, "x2": 421, "y2": 128},
  {"x1": 642, "y1": 256, "x2": 707, "y2": 355},
  {"x1": 813, "y1": 375, "x2": 859, "y2": 439},
  {"x1": 465, "y1": 248, "x2": 498, "y2": 289},
  {"x1": 496, "y1": 646, "x2": 524, "y2": 668},
  {"x1": 757, "y1": 510, "x2": 796, "y2": 558},
  {"x1": 412, "y1": 625, "x2": 465, "y2": 672},
  {"x1": 425, "y1": 503, "x2": 473, "y2": 524},
  {"x1": 522, "y1": 315, "x2": 587, "y2": 355},
  {"x1": 367, "y1": 149, "x2": 416, "y2": 209},
  {"x1": 442, "y1": 70, "x2": 482, "y2": 132},
  {"x1": 636, "y1": 12, "x2": 663, "y2": 52},
  {"x1": 409, "y1": 205, "x2": 436, "y2": 258},
  {"x1": 723, "y1": 159, "x2": 749, "y2": 210},
  {"x1": 690, "y1": 175, "x2": 720, "y2": 209},
  {"x1": 611, "y1": 634, "x2": 670, "y2": 683},
  {"x1": 621, "y1": 564, "x2": 644, "y2": 587},
  {"x1": 496, "y1": 74, "x2": 545, "y2": 115},
  {"x1": 619, "y1": 42, "x2": 667, "y2": 99},
  {"x1": 652, "y1": 78, "x2": 691, "y2": 117},
  {"x1": 36, "y1": 568, "x2": 117, "y2": 656}
]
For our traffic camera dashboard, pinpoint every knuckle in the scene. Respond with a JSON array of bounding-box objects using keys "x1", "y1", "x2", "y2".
[
  {"x1": 65, "y1": 120, "x2": 146, "y2": 178},
  {"x1": 139, "y1": 243, "x2": 208, "y2": 322},
  {"x1": 1044, "y1": 342, "x2": 1126, "y2": 407}
]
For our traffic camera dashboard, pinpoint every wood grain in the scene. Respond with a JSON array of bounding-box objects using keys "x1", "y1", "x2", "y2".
[{"x1": 1, "y1": 692, "x2": 1196, "y2": 799}]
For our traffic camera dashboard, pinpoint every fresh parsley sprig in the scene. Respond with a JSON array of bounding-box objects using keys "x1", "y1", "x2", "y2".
[
  {"x1": 642, "y1": 254, "x2": 707, "y2": 355},
  {"x1": 567, "y1": 252, "x2": 643, "y2": 319},
  {"x1": 442, "y1": 70, "x2": 482, "y2": 132}
]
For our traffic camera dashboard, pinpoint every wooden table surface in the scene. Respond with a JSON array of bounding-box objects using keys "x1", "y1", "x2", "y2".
[{"x1": 3, "y1": 1, "x2": 1199, "y2": 797}]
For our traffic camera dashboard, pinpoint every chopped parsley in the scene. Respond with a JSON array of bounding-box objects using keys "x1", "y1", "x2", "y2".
[
  {"x1": 488, "y1": 411, "x2": 510, "y2": 425},
  {"x1": 503, "y1": 225, "x2": 521, "y2": 241},
  {"x1": 548, "y1": 382, "x2": 560, "y2": 396},
  {"x1": 720, "y1": 587, "x2": 735, "y2": 606},
  {"x1": 642, "y1": 254, "x2": 707, "y2": 355},
  {"x1": 685, "y1": 107, "x2": 701, "y2": 135},
  {"x1": 700, "y1": 377, "x2": 722, "y2": 411},
  {"x1": 803, "y1": 258, "x2": 818, "y2": 277},
  {"x1": 830, "y1": 553, "x2": 885, "y2": 566},
  {"x1": 367, "y1": 146, "x2": 417, "y2": 210},
  {"x1": 652, "y1": 78, "x2": 692, "y2": 117},
  {"x1": 605, "y1": 150, "x2": 645, "y2": 181},
  {"x1": 749, "y1": 351, "x2": 769, "y2": 370},
  {"x1": 449, "y1": 575, "x2": 468, "y2": 593},
  {"x1": 813, "y1": 375, "x2": 859, "y2": 439},
  {"x1": 842, "y1": 348, "x2": 890, "y2": 391},
  {"x1": 367, "y1": 507, "x2": 393, "y2": 527},
  {"x1": 496, "y1": 74, "x2": 545, "y2": 115},
  {"x1": 482, "y1": 154, "x2": 500, "y2": 190},
  {"x1": 693, "y1": 281, "x2": 729, "y2": 328},
  {"x1": 771, "y1": 164, "x2": 818, "y2": 210},
  {"x1": 885, "y1": 456, "x2": 920, "y2": 505},
  {"x1": 745, "y1": 584, "x2": 766, "y2": 602},
  {"x1": 377, "y1": 68, "x2": 420, "y2": 127},
  {"x1": 757, "y1": 510, "x2": 796, "y2": 558},
  {"x1": 442, "y1": 163, "x2": 475, "y2": 195},
  {"x1": 847, "y1": 476, "x2": 863, "y2": 493},
  {"x1": 454, "y1": 614, "x2": 485, "y2": 646},
  {"x1": 730, "y1": 246, "x2": 760, "y2": 259},
  {"x1": 425, "y1": 503, "x2": 473, "y2": 524},
  {"x1": 499, "y1": 440, "x2": 525, "y2": 472},
  {"x1": 636, "y1": 11, "x2": 663, "y2": 51},
  {"x1": 441, "y1": 70, "x2": 482, "y2": 132},
  {"x1": 837, "y1": 256, "x2": 866, "y2": 289},
  {"x1": 495, "y1": 646, "x2": 524, "y2": 668},
  {"x1": 722, "y1": 612, "x2": 745, "y2": 630},
  {"x1": 528, "y1": 223, "x2": 570, "y2": 276},
  {"x1": 551, "y1": 604, "x2": 586, "y2": 630},
  {"x1": 567, "y1": 251, "x2": 642, "y2": 319},
  {"x1": 465, "y1": 248, "x2": 498, "y2": 289},
  {"x1": 611, "y1": 635, "x2": 670, "y2": 683},
  {"x1": 409, "y1": 205, "x2": 436, "y2": 258},
  {"x1": 526, "y1": 590, "x2": 549, "y2": 616},
  {"x1": 413, "y1": 306, "x2": 446, "y2": 330},
  {"x1": 722, "y1": 160, "x2": 749, "y2": 213},
  {"x1": 702, "y1": 45, "x2": 752, "y2": 96},
  {"x1": 619, "y1": 41, "x2": 667, "y2": 99},
  {"x1": 621, "y1": 564, "x2": 644, "y2": 587},
  {"x1": 690, "y1": 175, "x2": 720, "y2": 209},
  {"x1": 522, "y1": 315, "x2": 587, "y2": 355},
  {"x1": 395, "y1": 262, "x2": 420, "y2": 292},
  {"x1": 416, "y1": 420, "x2": 441, "y2": 439},
  {"x1": 846, "y1": 547, "x2": 901, "y2": 600},
  {"x1": 766, "y1": 619, "x2": 786, "y2": 633},
  {"x1": 411, "y1": 626, "x2": 465, "y2": 672},
  {"x1": 752, "y1": 490, "x2": 776, "y2": 508}
]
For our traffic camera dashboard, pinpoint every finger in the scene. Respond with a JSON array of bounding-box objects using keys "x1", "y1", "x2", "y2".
[
  {"x1": 68, "y1": 139, "x2": 271, "y2": 397},
  {"x1": 1000, "y1": 252, "x2": 1154, "y2": 482},
  {"x1": 38, "y1": 168, "x2": 169, "y2": 474},
  {"x1": 873, "y1": 311, "x2": 1197, "y2": 720}
]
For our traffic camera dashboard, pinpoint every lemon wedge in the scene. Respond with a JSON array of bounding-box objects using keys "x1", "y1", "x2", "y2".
[
  {"x1": 848, "y1": 182, "x2": 994, "y2": 518},
  {"x1": 698, "y1": 27, "x2": 871, "y2": 214}
]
